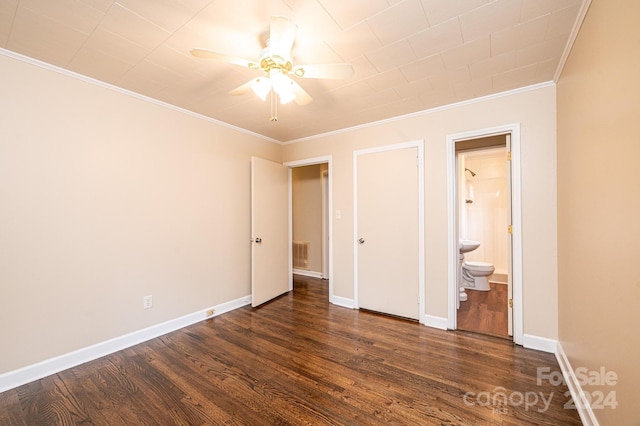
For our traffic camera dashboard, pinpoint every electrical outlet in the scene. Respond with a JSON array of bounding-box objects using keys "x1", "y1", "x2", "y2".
[
  {"x1": 206, "y1": 309, "x2": 215, "y2": 317},
  {"x1": 143, "y1": 295, "x2": 153, "y2": 309}
]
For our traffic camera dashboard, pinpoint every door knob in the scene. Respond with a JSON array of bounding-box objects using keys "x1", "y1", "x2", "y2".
[
  {"x1": 254, "y1": 237, "x2": 262, "y2": 243},
  {"x1": 358, "y1": 238, "x2": 365, "y2": 244}
]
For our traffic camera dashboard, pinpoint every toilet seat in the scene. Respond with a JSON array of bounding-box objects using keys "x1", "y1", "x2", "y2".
[{"x1": 463, "y1": 261, "x2": 494, "y2": 273}]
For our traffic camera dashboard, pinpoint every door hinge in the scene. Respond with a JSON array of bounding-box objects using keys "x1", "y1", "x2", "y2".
[
  {"x1": 509, "y1": 298, "x2": 513, "y2": 308},
  {"x1": 507, "y1": 151, "x2": 511, "y2": 160},
  {"x1": 508, "y1": 225, "x2": 512, "y2": 234}
]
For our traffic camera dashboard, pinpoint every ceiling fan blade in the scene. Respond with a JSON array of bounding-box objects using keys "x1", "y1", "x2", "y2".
[
  {"x1": 289, "y1": 79, "x2": 313, "y2": 106},
  {"x1": 293, "y1": 63, "x2": 354, "y2": 80},
  {"x1": 229, "y1": 78, "x2": 258, "y2": 96},
  {"x1": 190, "y1": 48, "x2": 257, "y2": 69},
  {"x1": 269, "y1": 16, "x2": 297, "y2": 60}
]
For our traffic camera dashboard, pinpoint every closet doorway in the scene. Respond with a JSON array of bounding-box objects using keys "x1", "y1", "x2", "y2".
[{"x1": 286, "y1": 156, "x2": 333, "y2": 301}]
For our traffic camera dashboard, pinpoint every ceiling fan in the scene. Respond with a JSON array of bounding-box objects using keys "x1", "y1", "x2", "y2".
[{"x1": 190, "y1": 16, "x2": 354, "y2": 120}]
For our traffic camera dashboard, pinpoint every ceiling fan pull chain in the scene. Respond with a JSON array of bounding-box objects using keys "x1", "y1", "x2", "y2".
[{"x1": 270, "y1": 90, "x2": 278, "y2": 122}]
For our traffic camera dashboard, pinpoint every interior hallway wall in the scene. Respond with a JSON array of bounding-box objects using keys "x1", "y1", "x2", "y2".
[
  {"x1": 283, "y1": 84, "x2": 558, "y2": 340},
  {"x1": 0, "y1": 53, "x2": 281, "y2": 374},
  {"x1": 557, "y1": 0, "x2": 640, "y2": 423}
]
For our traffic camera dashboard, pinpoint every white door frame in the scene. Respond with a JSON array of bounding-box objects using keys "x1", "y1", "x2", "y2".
[
  {"x1": 446, "y1": 123, "x2": 523, "y2": 344},
  {"x1": 321, "y1": 170, "x2": 329, "y2": 279},
  {"x1": 353, "y1": 140, "x2": 426, "y2": 324},
  {"x1": 284, "y1": 156, "x2": 333, "y2": 297}
]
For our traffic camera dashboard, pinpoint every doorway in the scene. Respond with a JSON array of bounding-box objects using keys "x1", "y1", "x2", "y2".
[
  {"x1": 291, "y1": 163, "x2": 328, "y2": 280},
  {"x1": 250, "y1": 156, "x2": 332, "y2": 307},
  {"x1": 446, "y1": 124, "x2": 523, "y2": 345},
  {"x1": 285, "y1": 156, "x2": 333, "y2": 301},
  {"x1": 456, "y1": 143, "x2": 509, "y2": 337}
]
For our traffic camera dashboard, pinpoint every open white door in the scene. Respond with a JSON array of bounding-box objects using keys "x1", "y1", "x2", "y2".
[{"x1": 251, "y1": 157, "x2": 289, "y2": 307}]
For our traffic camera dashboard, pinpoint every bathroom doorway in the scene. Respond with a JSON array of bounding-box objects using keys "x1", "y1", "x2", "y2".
[
  {"x1": 456, "y1": 142, "x2": 509, "y2": 337},
  {"x1": 447, "y1": 124, "x2": 522, "y2": 344}
]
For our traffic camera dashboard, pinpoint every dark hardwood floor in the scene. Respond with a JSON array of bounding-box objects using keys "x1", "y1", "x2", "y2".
[
  {"x1": 0, "y1": 276, "x2": 581, "y2": 425},
  {"x1": 457, "y1": 282, "x2": 509, "y2": 338}
]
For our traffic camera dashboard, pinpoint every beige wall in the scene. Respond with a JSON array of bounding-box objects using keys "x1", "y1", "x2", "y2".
[
  {"x1": 557, "y1": 0, "x2": 640, "y2": 423},
  {"x1": 0, "y1": 54, "x2": 280, "y2": 373},
  {"x1": 283, "y1": 85, "x2": 558, "y2": 339},
  {"x1": 292, "y1": 164, "x2": 326, "y2": 274}
]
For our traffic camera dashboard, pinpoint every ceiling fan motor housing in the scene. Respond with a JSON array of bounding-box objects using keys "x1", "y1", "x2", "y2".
[{"x1": 258, "y1": 44, "x2": 297, "y2": 77}]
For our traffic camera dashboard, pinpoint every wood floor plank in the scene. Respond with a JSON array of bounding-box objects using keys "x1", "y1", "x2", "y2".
[
  {"x1": 458, "y1": 282, "x2": 509, "y2": 337},
  {"x1": 0, "y1": 385, "x2": 26, "y2": 426},
  {"x1": 139, "y1": 333, "x2": 290, "y2": 425},
  {"x1": 0, "y1": 276, "x2": 582, "y2": 425}
]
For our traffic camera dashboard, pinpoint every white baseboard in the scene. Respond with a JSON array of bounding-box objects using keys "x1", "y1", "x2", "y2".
[
  {"x1": 330, "y1": 295, "x2": 356, "y2": 309},
  {"x1": 522, "y1": 333, "x2": 557, "y2": 353},
  {"x1": 556, "y1": 342, "x2": 599, "y2": 426},
  {"x1": 0, "y1": 295, "x2": 251, "y2": 393},
  {"x1": 214, "y1": 295, "x2": 252, "y2": 316},
  {"x1": 292, "y1": 269, "x2": 323, "y2": 279},
  {"x1": 422, "y1": 314, "x2": 449, "y2": 330}
]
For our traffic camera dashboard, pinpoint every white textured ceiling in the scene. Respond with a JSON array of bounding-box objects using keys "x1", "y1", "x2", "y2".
[{"x1": 0, "y1": 0, "x2": 586, "y2": 142}]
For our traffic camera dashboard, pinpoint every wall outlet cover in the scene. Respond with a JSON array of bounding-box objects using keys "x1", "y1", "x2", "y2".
[{"x1": 143, "y1": 295, "x2": 153, "y2": 309}]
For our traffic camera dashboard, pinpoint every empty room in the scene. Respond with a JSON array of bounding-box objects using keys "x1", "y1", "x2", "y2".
[{"x1": 1, "y1": 1, "x2": 638, "y2": 424}]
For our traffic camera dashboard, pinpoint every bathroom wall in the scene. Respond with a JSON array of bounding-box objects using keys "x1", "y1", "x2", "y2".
[{"x1": 459, "y1": 147, "x2": 509, "y2": 275}]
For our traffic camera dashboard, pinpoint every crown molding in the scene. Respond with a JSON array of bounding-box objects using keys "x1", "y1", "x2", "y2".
[
  {"x1": 553, "y1": 0, "x2": 592, "y2": 83},
  {"x1": 2, "y1": 47, "x2": 560, "y2": 147},
  {"x1": 282, "y1": 81, "x2": 555, "y2": 145}
]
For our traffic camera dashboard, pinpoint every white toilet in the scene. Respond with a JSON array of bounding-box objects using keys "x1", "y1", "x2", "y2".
[{"x1": 462, "y1": 261, "x2": 495, "y2": 291}]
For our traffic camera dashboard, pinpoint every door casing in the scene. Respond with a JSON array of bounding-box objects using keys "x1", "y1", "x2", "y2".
[
  {"x1": 321, "y1": 170, "x2": 329, "y2": 279},
  {"x1": 284, "y1": 156, "x2": 333, "y2": 298},
  {"x1": 446, "y1": 123, "x2": 523, "y2": 344}
]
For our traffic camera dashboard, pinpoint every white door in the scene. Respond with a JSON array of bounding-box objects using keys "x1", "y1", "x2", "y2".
[
  {"x1": 356, "y1": 147, "x2": 419, "y2": 320},
  {"x1": 251, "y1": 157, "x2": 290, "y2": 307}
]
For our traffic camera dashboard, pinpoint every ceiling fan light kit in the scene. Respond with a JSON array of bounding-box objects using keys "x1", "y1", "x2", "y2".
[
  {"x1": 251, "y1": 77, "x2": 272, "y2": 101},
  {"x1": 191, "y1": 15, "x2": 353, "y2": 121}
]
